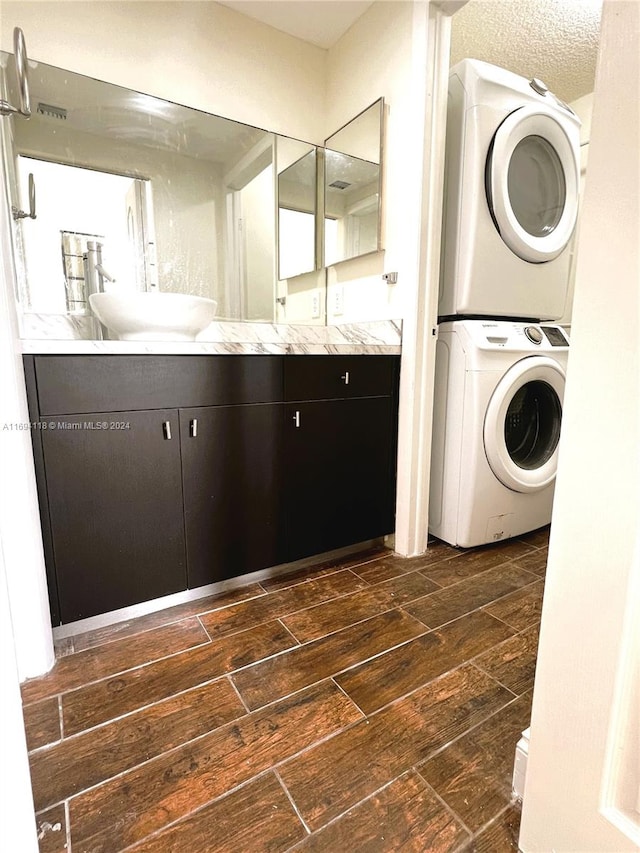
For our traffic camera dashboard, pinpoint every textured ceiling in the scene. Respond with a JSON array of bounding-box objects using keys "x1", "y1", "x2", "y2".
[{"x1": 451, "y1": 0, "x2": 602, "y2": 102}]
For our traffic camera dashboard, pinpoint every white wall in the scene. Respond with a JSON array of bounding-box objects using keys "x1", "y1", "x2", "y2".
[
  {"x1": 325, "y1": 1, "x2": 421, "y2": 325},
  {"x1": 0, "y1": 140, "x2": 54, "y2": 682},
  {"x1": 520, "y1": 1, "x2": 640, "y2": 849}
]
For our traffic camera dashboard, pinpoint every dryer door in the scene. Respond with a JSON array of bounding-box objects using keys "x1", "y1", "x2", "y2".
[
  {"x1": 484, "y1": 356, "x2": 565, "y2": 493},
  {"x1": 486, "y1": 106, "x2": 579, "y2": 263}
]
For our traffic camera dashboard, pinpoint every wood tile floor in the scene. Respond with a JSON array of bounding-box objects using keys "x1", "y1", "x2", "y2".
[{"x1": 23, "y1": 528, "x2": 549, "y2": 853}]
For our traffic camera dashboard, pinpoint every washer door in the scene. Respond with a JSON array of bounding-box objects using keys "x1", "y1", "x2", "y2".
[
  {"x1": 486, "y1": 105, "x2": 579, "y2": 263},
  {"x1": 484, "y1": 356, "x2": 565, "y2": 493}
]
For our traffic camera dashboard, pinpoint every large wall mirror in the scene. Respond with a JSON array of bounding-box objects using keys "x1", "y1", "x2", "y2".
[
  {"x1": 0, "y1": 50, "x2": 383, "y2": 329},
  {"x1": 0, "y1": 51, "x2": 305, "y2": 324},
  {"x1": 324, "y1": 98, "x2": 384, "y2": 267}
]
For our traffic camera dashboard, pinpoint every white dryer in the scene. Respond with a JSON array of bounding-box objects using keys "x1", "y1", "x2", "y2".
[
  {"x1": 440, "y1": 59, "x2": 581, "y2": 321},
  {"x1": 429, "y1": 319, "x2": 569, "y2": 548}
]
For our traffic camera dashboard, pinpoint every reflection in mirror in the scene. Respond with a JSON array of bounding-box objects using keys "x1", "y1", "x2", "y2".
[
  {"x1": 0, "y1": 51, "x2": 286, "y2": 323},
  {"x1": 16, "y1": 155, "x2": 155, "y2": 313},
  {"x1": 324, "y1": 98, "x2": 383, "y2": 267},
  {"x1": 277, "y1": 138, "x2": 317, "y2": 281}
]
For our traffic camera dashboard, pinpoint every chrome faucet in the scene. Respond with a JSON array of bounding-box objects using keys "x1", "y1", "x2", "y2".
[
  {"x1": 95, "y1": 262, "x2": 116, "y2": 283},
  {"x1": 84, "y1": 241, "x2": 116, "y2": 295}
]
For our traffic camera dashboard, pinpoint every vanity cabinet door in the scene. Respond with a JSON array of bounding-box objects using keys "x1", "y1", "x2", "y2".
[
  {"x1": 285, "y1": 395, "x2": 396, "y2": 562},
  {"x1": 41, "y1": 410, "x2": 186, "y2": 623},
  {"x1": 180, "y1": 403, "x2": 286, "y2": 588}
]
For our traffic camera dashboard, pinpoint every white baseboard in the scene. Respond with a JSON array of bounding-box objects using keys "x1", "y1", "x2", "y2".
[{"x1": 512, "y1": 727, "x2": 531, "y2": 801}]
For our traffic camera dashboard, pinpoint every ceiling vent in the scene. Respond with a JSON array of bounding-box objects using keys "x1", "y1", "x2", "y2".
[
  {"x1": 37, "y1": 102, "x2": 67, "y2": 120},
  {"x1": 329, "y1": 180, "x2": 351, "y2": 190}
]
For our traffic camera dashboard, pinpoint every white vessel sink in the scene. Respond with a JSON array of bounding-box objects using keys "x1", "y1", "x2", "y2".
[{"x1": 89, "y1": 292, "x2": 218, "y2": 341}]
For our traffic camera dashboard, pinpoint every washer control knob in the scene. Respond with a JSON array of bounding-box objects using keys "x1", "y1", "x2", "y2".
[
  {"x1": 525, "y1": 326, "x2": 544, "y2": 344},
  {"x1": 530, "y1": 78, "x2": 549, "y2": 96}
]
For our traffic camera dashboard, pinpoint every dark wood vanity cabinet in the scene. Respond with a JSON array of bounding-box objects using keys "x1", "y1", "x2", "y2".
[
  {"x1": 24, "y1": 353, "x2": 399, "y2": 626},
  {"x1": 284, "y1": 356, "x2": 399, "y2": 561}
]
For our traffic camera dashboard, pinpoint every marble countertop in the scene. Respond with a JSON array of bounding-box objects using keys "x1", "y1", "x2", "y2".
[{"x1": 21, "y1": 320, "x2": 402, "y2": 355}]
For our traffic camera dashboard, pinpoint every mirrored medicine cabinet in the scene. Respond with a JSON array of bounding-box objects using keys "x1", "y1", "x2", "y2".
[
  {"x1": 324, "y1": 99, "x2": 384, "y2": 267},
  {"x1": 0, "y1": 48, "x2": 384, "y2": 327}
]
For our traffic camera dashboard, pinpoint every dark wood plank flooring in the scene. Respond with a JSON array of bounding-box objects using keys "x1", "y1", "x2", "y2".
[{"x1": 23, "y1": 528, "x2": 549, "y2": 852}]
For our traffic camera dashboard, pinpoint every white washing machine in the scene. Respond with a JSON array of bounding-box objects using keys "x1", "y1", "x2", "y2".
[
  {"x1": 429, "y1": 319, "x2": 569, "y2": 548},
  {"x1": 439, "y1": 59, "x2": 581, "y2": 321}
]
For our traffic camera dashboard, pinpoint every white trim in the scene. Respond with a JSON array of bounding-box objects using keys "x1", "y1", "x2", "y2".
[
  {"x1": 513, "y1": 727, "x2": 531, "y2": 801},
  {"x1": 393, "y1": 2, "x2": 451, "y2": 556}
]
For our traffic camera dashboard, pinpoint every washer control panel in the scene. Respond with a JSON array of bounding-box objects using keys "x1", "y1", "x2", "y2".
[{"x1": 451, "y1": 320, "x2": 570, "y2": 352}]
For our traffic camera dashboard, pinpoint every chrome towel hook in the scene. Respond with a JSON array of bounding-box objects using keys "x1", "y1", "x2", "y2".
[
  {"x1": 0, "y1": 28, "x2": 31, "y2": 118},
  {"x1": 12, "y1": 172, "x2": 36, "y2": 221}
]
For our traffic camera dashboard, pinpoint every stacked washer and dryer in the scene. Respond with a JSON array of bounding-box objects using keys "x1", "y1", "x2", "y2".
[{"x1": 429, "y1": 59, "x2": 580, "y2": 548}]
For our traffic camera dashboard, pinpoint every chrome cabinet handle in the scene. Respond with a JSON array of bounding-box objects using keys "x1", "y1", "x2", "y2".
[
  {"x1": 341, "y1": 371, "x2": 350, "y2": 385},
  {"x1": 293, "y1": 411, "x2": 300, "y2": 428},
  {"x1": 163, "y1": 421, "x2": 172, "y2": 440},
  {"x1": 190, "y1": 418, "x2": 198, "y2": 438}
]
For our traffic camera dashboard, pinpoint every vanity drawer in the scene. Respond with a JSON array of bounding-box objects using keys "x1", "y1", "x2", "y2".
[
  {"x1": 284, "y1": 355, "x2": 398, "y2": 402},
  {"x1": 31, "y1": 355, "x2": 283, "y2": 415}
]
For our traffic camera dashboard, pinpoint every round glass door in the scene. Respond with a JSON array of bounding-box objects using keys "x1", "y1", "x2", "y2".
[
  {"x1": 484, "y1": 357, "x2": 565, "y2": 493},
  {"x1": 504, "y1": 380, "x2": 562, "y2": 469},
  {"x1": 507, "y1": 137, "x2": 566, "y2": 237},
  {"x1": 486, "y1": 106, "x2": 579, "y2": 263}
]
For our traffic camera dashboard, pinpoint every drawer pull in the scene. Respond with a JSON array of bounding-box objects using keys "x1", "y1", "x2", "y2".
[
  {"x1": 293, "y1": 411, "x2": 300, "y2": 428},
  {"x1": 190, "y1": 418, "x2": 198, "y2": 438},
  {"x1": 163, "y1": 421, "x2": 172, "y2": 440},
  {"x1": 341, "y1": 371, "x2": 350, "y2": 385}
]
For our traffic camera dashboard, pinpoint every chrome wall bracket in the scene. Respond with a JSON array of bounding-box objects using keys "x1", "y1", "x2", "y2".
[{"x1": 0, "y1": 28, "x2": 31, "y2": 119}]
